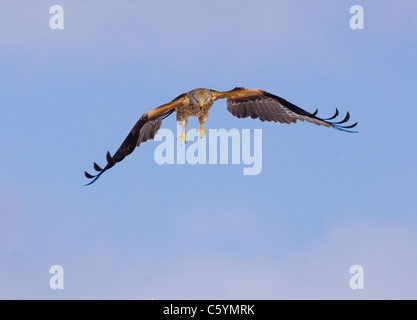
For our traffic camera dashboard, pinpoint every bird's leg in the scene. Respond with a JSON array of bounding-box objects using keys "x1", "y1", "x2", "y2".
[
  {"x1": 196, "y1": 125, "x2": 206, "y2": 138},
  {"x1": 177, "y1": 119, "x2": 187, "y2": 145},
  {"x1": 177, "y1": 130, "x2": 187, "y2": 145},
  {"x1": 197, "y1": 114, "x2": 207, "y2": 138}
]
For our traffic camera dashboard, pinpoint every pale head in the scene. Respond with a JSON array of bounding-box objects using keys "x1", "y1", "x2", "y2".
[{"x1": 190, "y1": 88, "x2": 211, "y2": 109}]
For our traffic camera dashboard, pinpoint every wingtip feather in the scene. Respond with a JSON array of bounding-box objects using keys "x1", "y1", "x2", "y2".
[
  {"x1": 94, "y1": 162, "x2": 103, "y2": 172},
  {"x1": 84, "y1": 171, "x2": 95, "y2": 179},
  {"x1": 334, "y1": 112, "x2": 350, "y2": 124},
  {"x1": 324, "y1": 108, "x2": 339, "y2": 120}
]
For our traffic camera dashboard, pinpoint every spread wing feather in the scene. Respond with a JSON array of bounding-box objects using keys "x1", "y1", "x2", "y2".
[
  {"x1": 213, "y1": 88, "x2": 358, "y2": 132},
  {"x1": 84, "y1": 95, "x2": 187, "y2": 185}
]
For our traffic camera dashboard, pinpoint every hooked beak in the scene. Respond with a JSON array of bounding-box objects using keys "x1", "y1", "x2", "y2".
[{"x1": 199, "y1": 102, "x2": 204, "y2": 109}]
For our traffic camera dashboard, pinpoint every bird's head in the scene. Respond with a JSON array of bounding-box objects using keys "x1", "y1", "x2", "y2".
[{"x1": 190, "y1": 88, "x2": 211, "y2": 109}]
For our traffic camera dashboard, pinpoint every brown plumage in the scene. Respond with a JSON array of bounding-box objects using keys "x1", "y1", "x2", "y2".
[{"x1": 84, "y1": 87, "x2": 358, "y2": 185}]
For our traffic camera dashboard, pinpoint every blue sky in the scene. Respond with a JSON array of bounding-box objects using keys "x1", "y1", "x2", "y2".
[{"x1": 1, "y1": 0, "x2": 416, "y2": 299}]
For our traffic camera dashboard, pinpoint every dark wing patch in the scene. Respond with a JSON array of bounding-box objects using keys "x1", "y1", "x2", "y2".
[
  {"x1": 226, "y1": 91, "x2": 358, "y2": 132},
  {"x1": 84, "y1": 108, "x2": 175, "y2": 185}
]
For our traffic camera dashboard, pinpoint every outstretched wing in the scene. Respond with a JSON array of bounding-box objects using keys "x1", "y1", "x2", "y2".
[
  {"x1": 84, "y1": 93, "x2": 188, "y2": 185},
  {"x1": 213, "y1": 87, "x2": 358, "y2": 132}
]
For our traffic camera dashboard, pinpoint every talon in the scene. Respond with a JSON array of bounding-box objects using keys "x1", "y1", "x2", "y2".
[
  {"x1": 196, "y1": 125, "x2": 206, "y2": 138},
  {"x1": 177, "y1": 130, "x2": 187, "y2": 145}
]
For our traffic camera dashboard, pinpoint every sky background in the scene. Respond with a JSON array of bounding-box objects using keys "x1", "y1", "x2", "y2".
[{"x1": 1, "y1": 0, "x2": 416, "y2": 299}]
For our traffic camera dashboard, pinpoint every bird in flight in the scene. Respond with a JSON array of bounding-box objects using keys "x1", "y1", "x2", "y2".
[{"x1": 85, "y1": 87, "x2": 357, "y2": 185}]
